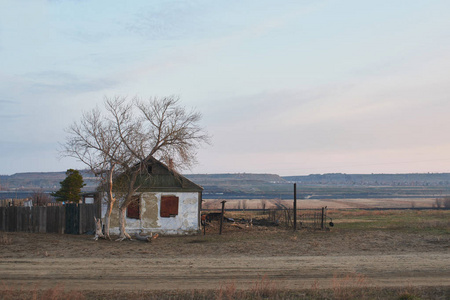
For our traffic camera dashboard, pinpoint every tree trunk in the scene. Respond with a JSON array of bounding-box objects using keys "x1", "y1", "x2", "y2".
[
  {"x1": 93, "y1": 217, "x2": 105, "y2": 240},
  {"x1": 104, "y1": 199, "x2": 114, "y2": 240},
  {"x1": 117, "y1": 206, "x2": 132, "y2": 241},
  {"x1": 116, "y1": 170, "x2": 139, "y2": 241},
  {"x1": 104, "y1": 168, "x2": 115, "y2": 240}
]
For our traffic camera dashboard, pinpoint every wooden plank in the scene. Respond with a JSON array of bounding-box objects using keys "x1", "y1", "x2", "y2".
[
  {"x1": 0, "y1": 207, "x2": 5, "y2": 231},
  {"x1": 47, "y1": 206, "x2": 57, "y2": 233},
  {"x1": 51, "y1": 206, "x2": 57, "y2": 234},
  {"x1": 78, "y1": 204, "x2": 84, "y2": 234},
  {"x1": 81, "y1": 204, "x2": 88, "y2": 234},
  {"x1": 8, "y1": 207, "x2": 17, "y2": 232},
  {"x1": 84, "y1": 204, "x2": 95, "y2": 233},
  {"x1": 31, "y1": 207, "x2": 39, "y2": 233},
  {"x1": 51, "y1": 206, "x2": 63, "y2": 234},
  {"x1": 39, "y1": 207, "x2": 46, "y2": 233},
  {"x1": 74, "y1": 204, "x2": 79, "y2": 234},
  {"x1": 55, "y1": 206, "x2": 60, "y2": 234},
  {"x1": 46, "y1": 206, "x2": 52, "y2": 233},
  {"x1": 17, "y1": 207, "x2": 25, "y2": 232},
  {"x1": 6, "y1": 207, "x2": 11, "y2": 232},
  {"x1": 31, "y1": 207, "x2": 37, "y2": 233},
  {"x1": 65, "y1": 204, "x2": 72, "y2": 234},
  {"x1": 65, "y1": 203, "x2": 79, "y2": 234},
  {"x1": 20, "y1": 207, "x2": 29, "y2": 232},
  {"x1": 59, "y1": 206, "x2": 65, "y2": 234},
  {"x1": 16, "y1": 207, "x2": 22, "y2": 231},
  {"x1": 24, "y1": 207, "x2": 31, "y2": 232}
]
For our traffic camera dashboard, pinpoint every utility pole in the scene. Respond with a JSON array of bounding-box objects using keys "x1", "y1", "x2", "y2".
[
  {"x1": 293, "y1": 183, "x2": 297, "y2": 230},
  {"x1": 219, "y1": 200, "x2": 226, "y2": 235}
]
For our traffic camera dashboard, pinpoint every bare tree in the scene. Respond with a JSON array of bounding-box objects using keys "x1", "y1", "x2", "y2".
[
  {"x1": 444, "y1": 196, "x2": 450, "y2": 209},
  {"x1": 62, "y1": 95, "x2": 209, "y2": 241},
  {"x1": 242, "y1": 199, "x2": 247, "y2": 211},
  {"x1": 62, "y1": 97, "x2": 136, "y2": 239},
  {"x1": 31, "y1": 189, "x2": 51, "y2": 206}
]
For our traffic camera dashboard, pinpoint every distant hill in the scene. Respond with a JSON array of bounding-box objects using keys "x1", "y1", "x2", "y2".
[
  {"x1": 186, "y1": 173, "x2": 285, "y2": 184},
  {"x1": 2, "y1": 171, "x2": 450, "y2": 199},
  {"x1": 185, "y1": 173, "x2": 450, "y2": 199},
  {"x1": 0, "y1": 171, "x2": 99, "y2": 191},
  {"x1": 185, "y1": 173, "x2": 288, "y2": 198},
  {"x1": 283, "y1": 173, "x2": 450, "y2": 187}
]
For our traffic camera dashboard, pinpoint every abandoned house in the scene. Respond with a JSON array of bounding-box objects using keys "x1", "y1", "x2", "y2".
[{"x1": 100, "y1": 157, "x2": 203, "y2": 235}]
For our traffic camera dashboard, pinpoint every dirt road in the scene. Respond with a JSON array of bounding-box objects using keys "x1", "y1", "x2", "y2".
[
  {"x1": 1, "y1": 253, "x2": 449, "y2": 291},
  {"x1": 1, "y1": 227, "x2": 449, "y2": 293}
]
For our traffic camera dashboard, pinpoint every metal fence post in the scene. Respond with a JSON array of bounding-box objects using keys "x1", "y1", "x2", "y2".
[
  {"x1": 219, "y1": 200, "x2": 226, "y2": 235},
  {"x1": 293, "y1": 183, "x2": 297, "y2": 230},
  {"x1": 321, "y1": 207, "x2": 324, "y2": 230}
]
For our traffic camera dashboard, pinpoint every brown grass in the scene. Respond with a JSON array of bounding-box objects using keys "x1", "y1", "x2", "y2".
[
  {"x1": 0, "y1": 284, "x2": 85, "y2": 300},
  {"x1": 215, "y1": 276, "x2": 278, "y2": 300},
  {"x1": 249, "y1": 275, "x2": 277, "y2": 299},
  {"x1": 0, "y1": 233, "x2": 12, "y2": 245},
  {"x1": 332, "y1": 273, "x2": 367, "y2": 300},
  {"x1": 2, "y1": 282, "x2": 448, "y2": 300}
]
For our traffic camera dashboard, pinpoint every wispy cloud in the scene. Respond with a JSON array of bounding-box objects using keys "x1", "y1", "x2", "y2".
[
  {"x1": 22, "y1": 71, "x2": 118, "y2": 94},
  {"x1": 0, "y1": 99, "x2": 16, "y2": 104},
  {"x1": 0, "y1": 114, "x2": 26, "y2": 120}
]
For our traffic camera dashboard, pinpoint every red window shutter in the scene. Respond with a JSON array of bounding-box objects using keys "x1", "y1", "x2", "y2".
[
  {"x1": 127, "y1": 196, "x2": 140, "y2": 219},
  {"x1": 160, "y1": 196, "x2": 179, "y2": 217}
]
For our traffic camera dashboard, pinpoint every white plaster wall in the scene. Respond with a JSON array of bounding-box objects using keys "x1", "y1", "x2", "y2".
[
  {"x1": 154, "y1": 192, "x2": 199, "y2": 235},
  {"x1": 100, "y1": 195, "x2": 108, "y2": 219},
  {"x1": 101, "y1": 192, "x2": 200, "y2": 235}
]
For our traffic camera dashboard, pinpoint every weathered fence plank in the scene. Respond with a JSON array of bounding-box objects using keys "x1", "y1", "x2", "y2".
[
  {"x1": 38, "y1": 206, "x2": 47, "y2": 233},
  {"x1": 8, "y1": 207, "x2": 17, "y2": 232},
  {"x1": 19, "y1": 207, "x2": 31, "y2": 232},
  {"x1": 58, "y1": 206, "x2": 65, "y2": 234},
  {"x1": 65, "y1": 204, "x2": 79, "y2": 234},
  {"x1": 79, "y1": 204, "x2": 95, "y2": 234},
  {"x1": 46, "y1": 206, "x2": 55, "y2": 233},
  {"x1": 0, "y1": 207, "x2": 5, "y2": 231}
]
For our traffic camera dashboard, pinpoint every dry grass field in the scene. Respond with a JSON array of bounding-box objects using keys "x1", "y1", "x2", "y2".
[
  {"x1": 203, "y1": 197, "x2": 443, "y2": 210},
  {"x1": 0, "y1": 208, "x2": 449, "y2": 299}
]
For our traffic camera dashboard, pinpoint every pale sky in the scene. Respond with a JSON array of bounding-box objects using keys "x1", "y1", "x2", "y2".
[{"x1": 1, "y1": 0, "x2": 450, "y2": 176}]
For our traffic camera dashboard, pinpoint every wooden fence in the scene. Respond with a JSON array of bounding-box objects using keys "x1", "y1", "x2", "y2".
[{"x1": 0, "y1": 204, "x2": 97, "y2": 234}]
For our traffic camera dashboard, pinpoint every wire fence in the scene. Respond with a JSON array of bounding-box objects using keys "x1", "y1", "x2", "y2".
[
  {"x1": 202, "y1": 206, "x2": 330, "y2": 234},
  {"x1": 264, "y1": 207, "x2": 329, "y2": 230}
]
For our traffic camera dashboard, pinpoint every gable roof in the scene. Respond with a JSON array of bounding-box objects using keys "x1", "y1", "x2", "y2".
[
  {"x1": 139, "y1": 157, "x2": 203, "y2": 192},
  {"x1": 95, "y1": 157, "x2": 203, "y2": 193}
]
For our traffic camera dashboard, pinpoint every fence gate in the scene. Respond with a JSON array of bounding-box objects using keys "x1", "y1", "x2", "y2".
[
  {"x1": 298, "y1": 207, "x2": 328, "y2": 230},
  {"x1": 65, "y1": 203, "x2": 79, "y2": 234}
]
